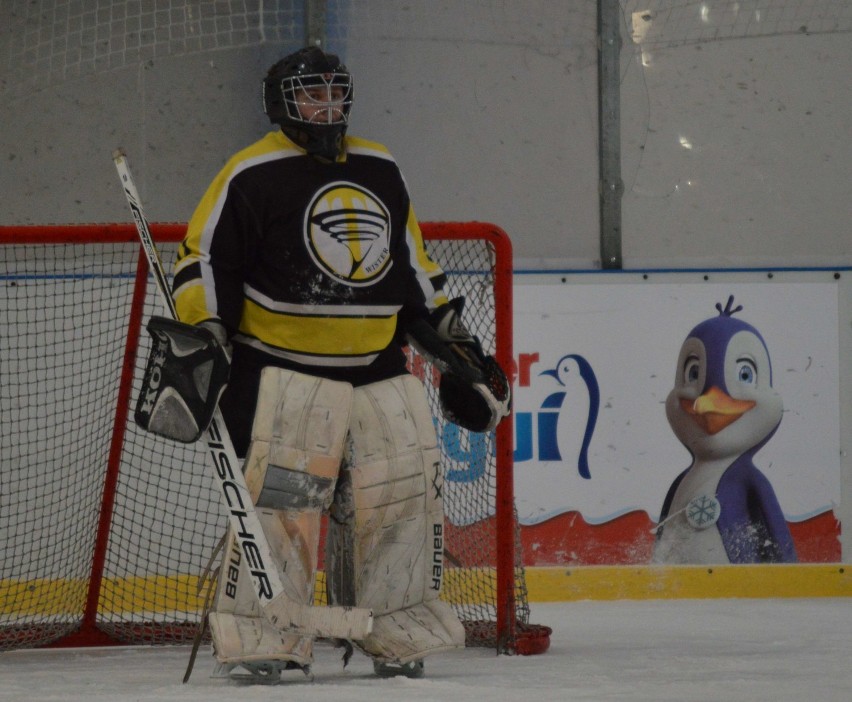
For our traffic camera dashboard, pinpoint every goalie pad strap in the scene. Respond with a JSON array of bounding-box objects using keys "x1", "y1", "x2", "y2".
[
  {"x1": 265, "y1": 591, "x2": 374, "y2": 640},
  {"x1": 255, "y1": 465, "x2": 335, "y2": 512}
]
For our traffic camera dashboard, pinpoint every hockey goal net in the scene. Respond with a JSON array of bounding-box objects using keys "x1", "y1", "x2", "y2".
[{"x1": 0, "y1": 222, "x2": 549, "y2": 656}]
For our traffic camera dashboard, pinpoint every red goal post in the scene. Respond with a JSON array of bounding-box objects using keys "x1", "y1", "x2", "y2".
[{"x1": 0, "y1": 222, "x2": 550, "y2": 656}]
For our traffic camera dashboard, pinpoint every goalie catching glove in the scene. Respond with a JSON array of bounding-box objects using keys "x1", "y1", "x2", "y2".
[
  {"x1": 135, "y1": 317, "x2": 231, "y2": 443},
  {"x1": 406, "y1": 298, "x2": 511, "y2": 433}
]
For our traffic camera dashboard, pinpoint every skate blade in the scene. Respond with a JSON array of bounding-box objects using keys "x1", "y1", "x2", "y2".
[
  {"x1": 373, "y1": 659, "x2": 425, "y2": 679},
  {"x1": 213, "y1": 661, "x2": 313, "y2": 684}
]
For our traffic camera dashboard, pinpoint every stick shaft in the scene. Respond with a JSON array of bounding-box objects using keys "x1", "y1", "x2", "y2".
[{"x1": 112, "y1": 149, "x2": 285, "y2": 602}]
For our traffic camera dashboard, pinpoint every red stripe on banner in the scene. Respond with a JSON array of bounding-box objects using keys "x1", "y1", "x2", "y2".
[{"x1": 519, "y1": 510, "x2": 840, "y2": 566}]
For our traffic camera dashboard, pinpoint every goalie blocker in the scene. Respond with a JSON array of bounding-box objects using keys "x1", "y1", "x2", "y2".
[
  {"x1": 406, "y1": 297, "x2": 511, "y2": 433},
  {"x1": 135, "y1": 316, "x2": 231, "y2": 443}
]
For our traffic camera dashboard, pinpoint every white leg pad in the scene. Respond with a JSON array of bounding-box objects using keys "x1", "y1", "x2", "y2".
[
  {"x1": 361, "y1": 600, "x2": 465, "y2": 665},
  {"x1": 333, "y1": 375, "x2": 465, "y2": 660},
  {"x1": 247, "y1": 366, "x2": 353, "y2": 496},
  {"x1": 209, "y1": 529, "x2": 313, "y2": 667},
  {"x1": 247, "y1": 366, "x2": 352, "y2": 604},
  {"x1": 208, "y1": 612, "x2": 314, "y2": 667},
  {"x1": 210, "y1": 368, "x2": 354, "y2": 664}
]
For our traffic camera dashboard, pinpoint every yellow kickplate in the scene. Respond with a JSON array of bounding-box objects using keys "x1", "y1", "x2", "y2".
[{"x1": 523, "y1": 564, "x2": 852, "y2": 601}]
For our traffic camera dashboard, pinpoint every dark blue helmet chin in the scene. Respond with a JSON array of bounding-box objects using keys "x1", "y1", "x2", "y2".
[{"x1": 263, "y1": 46, "x2": 353, "y2": 161}]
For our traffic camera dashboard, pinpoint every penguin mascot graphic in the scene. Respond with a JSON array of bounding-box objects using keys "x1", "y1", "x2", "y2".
[{"x1": 654, "y1": 296, "x2": 797, "y2": 564}]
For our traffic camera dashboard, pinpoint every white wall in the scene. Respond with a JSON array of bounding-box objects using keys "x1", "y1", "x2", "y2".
[
  {"x1": 1, "y1": 2, "x2": 849, "y2": 268},
  {"x1": 621, "y1": 31, "x2": 852, "y2": 268}
]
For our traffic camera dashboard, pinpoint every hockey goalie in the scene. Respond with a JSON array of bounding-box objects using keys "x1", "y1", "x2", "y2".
[{"x1": 136, "y1": 46, "x2": 511, "y2": 684}]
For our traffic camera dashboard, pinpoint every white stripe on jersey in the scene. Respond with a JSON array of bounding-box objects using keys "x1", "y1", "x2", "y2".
[{"x1": 244, "y1": 283, "x2": 402, "y2": 318}]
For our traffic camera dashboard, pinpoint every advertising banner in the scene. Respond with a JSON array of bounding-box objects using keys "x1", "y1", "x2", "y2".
[{"x1": 512, "y1": 275, "x2": 841, "y2": 565}]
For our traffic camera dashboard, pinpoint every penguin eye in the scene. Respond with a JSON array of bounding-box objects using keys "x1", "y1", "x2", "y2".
[
  {"x1": 683, "y1": 356, "x2": 701, "y2": 384},
  {"x1": 736, "y1": 358, "x2": 757, "y2": 385}
]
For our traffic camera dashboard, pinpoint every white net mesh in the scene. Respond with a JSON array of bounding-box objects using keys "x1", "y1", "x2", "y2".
[
  {"x1": 4, "y1": 0, "x2": 848, "y2": 100},
  {"x1": 0, "y1": 0, "x2": 601, "y2": 99},
  {"x1": 0, "y1": 224, "x2": 548, "y2": 654},
  {"x1": 0, "y1": 0, "x2": 301, "y2": 99}
]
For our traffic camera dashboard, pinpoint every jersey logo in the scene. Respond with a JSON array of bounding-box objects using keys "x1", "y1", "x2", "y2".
[{"x1": 304, "y1": 181, "x2": 392, "y2": 287}]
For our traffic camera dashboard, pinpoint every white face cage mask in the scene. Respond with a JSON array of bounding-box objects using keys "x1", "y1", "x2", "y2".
[{"x1": 281, "y1": 72, "x2": 353, "y2": 125}]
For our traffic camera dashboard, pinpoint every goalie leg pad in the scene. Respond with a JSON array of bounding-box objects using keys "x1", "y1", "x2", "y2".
[
  {"x1": 209, "y1": 529, "x2": 313, "y2": 668},
  {"x1": 247, "y1": 366, "x2": 351, "y2": 600},
  {"x1": 348, "y1": 374, "x2": 443, "y2": 614},
  {"x1": 243, "y1": 367, "x2": 352, "y2": 603},
  {"x1": 210, "y1": 367, "x2": 353, "y2": 663},
  {"x1": 247, "y1": 366, "x2": 353, "y2": 492},
  {"x1": 328, "y1": 374, "x2": 465, "y2": 661},
  {"x1": 364, "y1": 600, "x2": 466, "y2": 665}
]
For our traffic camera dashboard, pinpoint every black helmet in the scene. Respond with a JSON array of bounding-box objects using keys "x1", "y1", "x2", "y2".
[{"x1": 263, "y1": 46, "x2": 353, "y2": 161}]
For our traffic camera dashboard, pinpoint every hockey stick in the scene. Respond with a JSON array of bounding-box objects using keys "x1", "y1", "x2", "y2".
[{"x1": 112, "y1": 148, "x2": 373, "y2": 641}]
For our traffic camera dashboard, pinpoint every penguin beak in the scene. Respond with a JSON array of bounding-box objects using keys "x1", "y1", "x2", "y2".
[{"x1": 679, "y1": 385, "x2": 756, "y2": 435}]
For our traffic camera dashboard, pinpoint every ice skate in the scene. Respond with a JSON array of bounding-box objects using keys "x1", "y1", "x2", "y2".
[
  {"x1": 213, "y1": 659, "x2": 313, "y2": 684},
  {"x1": 373, "y1": 659, "x2": 425, "y2": 679}
]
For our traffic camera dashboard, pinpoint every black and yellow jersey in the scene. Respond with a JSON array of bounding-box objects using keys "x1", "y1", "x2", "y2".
[{"x1": 173, "y1": 129, "x2": 448, "y2": 383}]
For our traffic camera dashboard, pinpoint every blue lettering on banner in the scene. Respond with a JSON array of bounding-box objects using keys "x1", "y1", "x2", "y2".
[
  {"x1": 439, "y1": 421, "x2": 488, "y2": 483},
  {"x1": 514, "y1": 392, "x2": 565, "y2": 462}
]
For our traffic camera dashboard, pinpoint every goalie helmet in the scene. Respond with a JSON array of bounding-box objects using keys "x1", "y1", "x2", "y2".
[{"x1": 263, "y1": 46, "x2": 353, "y2": 161}]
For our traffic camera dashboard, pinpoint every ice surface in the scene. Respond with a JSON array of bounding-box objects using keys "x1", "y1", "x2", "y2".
[{"x1": 1, "y1": 599, "x2": 850, "y2": 701}]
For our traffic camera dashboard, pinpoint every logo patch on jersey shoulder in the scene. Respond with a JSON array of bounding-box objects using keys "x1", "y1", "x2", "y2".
[{"x1": 305, "y1": 181, "x2": 392, "y2": 287}]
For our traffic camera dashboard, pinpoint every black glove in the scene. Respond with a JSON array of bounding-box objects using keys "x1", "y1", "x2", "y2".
[
  {"x1": 406, "y1": 298, "x2": 511, "y2": 432},
  {"x1": 135, "y1": 317, "x2": 231, "y2": 442}
]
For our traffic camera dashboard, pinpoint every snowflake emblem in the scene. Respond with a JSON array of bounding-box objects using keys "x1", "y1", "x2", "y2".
[{"x1": 686, "y1": 494, "x2": 721, "y2": 530}]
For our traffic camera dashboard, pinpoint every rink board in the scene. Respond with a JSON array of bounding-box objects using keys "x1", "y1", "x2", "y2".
[{"x1": 510, "y1": 268, "x2": 852, "y2": 566}]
